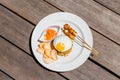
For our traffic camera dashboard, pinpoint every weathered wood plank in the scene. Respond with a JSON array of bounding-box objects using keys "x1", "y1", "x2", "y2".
[
  {"x1": 0, "y1": 6, "x2": 34, "y2": 53},
  {"x1": 0, "y1": 6, "x2": 66, "y2": 80},
  {"x1": 1, "y1": 39, "x2": 119, "y2": 80},
  {"x1": 61, "y1": 60, "x2": 119, "y2": 80},
  {"x1": 0, "y1": 0, "x2": 120, "y2": 76},
  {"x1": 0, "y1": 1, "x2": 120, "y2": 78},
  {"x1": 1, "y1": 0, "x2": 120, "y2": 44},
  {"x1": 45, "y1": 0, "x2": 120, "y2": 76},
  {"x1": 95, "y1": 0, "x2": 120, "y2": 14},
  {"x1": 0, "y1": 5, "x2": 33, "y2": 54},
  {"x1": 91, "y1": 29, "x2": 120, "y2": 75},
  {"x1": 0, "y1": 70, "x2": 14, "y2": 80},
  {"x1": 45, "y1": 0, "x2": 120, "y2": 45},
  {"x1": 0, "y1": 0, "x2": 59, "y2": 24},
  {"x1": 0, "y1": 35, "x2": 119, "y2": 80},
  {"x1": 0, "y1": 38, "x2": 66, "y2": 80}
]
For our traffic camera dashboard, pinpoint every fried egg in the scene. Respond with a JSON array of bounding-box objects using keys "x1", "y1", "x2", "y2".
[{"x1": 53, "y1": 35, "x2": 72, "y2": 52}]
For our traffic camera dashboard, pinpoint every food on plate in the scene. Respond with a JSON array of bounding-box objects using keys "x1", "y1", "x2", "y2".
[
  {"x1": 37, "y1": 35, "x2": 73, "y2": 63},
  {"x1": 45, "y1": 29, "x2": 57, "y2": 40},
  {"x1": 45, "y1": 49, "x2": 51, "y2": 58},
  {"x1": 37, "y1": 24, "x2": 74, "y2": 64},
  {"x1": 53, "y1": 35, "x2": 73, "y2": 56},
  {"x1": 43, "y1": 43, "x2": 51, "y2": 50},
  {"x1": 53, "y1": 35, "x2": 72, "y2": 52},
  {"x1": 57, "y1": 48, "x2": 72, "y2": 56},
  {"x1": 37, "y1": 42, "x2": 58, "y2": 64},
  {"x1": 50, "y1": 50, "x2": 58, "y2": 60},
  {"x1": 37, "y1": 48, "x2": 44, "y2": 54},
  {"x1": 62, "y1": 24, "x2": 77, "y2": 39},
  {"x1": 43, "y1": 57, "x2": 54, "y2": 64},
  {"x1": 38, "y1": 26, "x2": 60, "y2": 42}
]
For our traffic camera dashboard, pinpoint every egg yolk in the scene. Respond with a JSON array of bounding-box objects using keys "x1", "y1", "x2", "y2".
[{"x1": 56, "y1": 42, "x2": 65, "y2": 51}]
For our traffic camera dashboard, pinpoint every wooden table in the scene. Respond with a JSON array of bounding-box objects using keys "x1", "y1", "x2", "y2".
[{"x1": 0, "y1": 0, "x2": 120, "y2": 80}]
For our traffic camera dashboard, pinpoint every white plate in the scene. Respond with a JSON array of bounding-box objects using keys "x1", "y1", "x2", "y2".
[{"x1": 31, "y1": 12, "x2": 93, "y2": 72}]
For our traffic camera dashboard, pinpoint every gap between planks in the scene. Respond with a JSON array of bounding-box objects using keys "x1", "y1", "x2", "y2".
[
  {"x1": 1, "y1": 2, "x2": 120, "y2": 47},
  {"x1": 0, "y1": 2, "x2": 120, "y2": 78},
  {"x1": 0, "y1": 4, "x2": 35, "y2": 26},
  {"x1": 0, "y1": 36, "x2": 68, "y2": 80},
  {"x1": 1, "y1": 31, "x2": 120, "y2": 79},
  {"x1": 94, "y1": 0, "x2": 120, "y2": 15},
  {"x1": 0, "y1": 1, "x2": 120, "y2": 79},
  {"x1": 1, "y1": 36, "x2": 118, "y2": 80},
  {"x1": 44, "y1": 0, "x2": 120, "y2": 45},
  {"x1": 0, "y1": 69, "x2": 15, "y2": 80},
  {"x1": 43, "y1": 0, "x2": 120, "y2": 46},
  {"x1": 42, "y1": 1, "x2": 120, "y2": 76},
  {"x1": 0, "y1": 35, "x2": 69, "y2": 80}
]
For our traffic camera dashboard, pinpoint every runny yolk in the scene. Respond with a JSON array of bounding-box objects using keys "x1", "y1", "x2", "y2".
[{"x1": 56, "y1": 42, "x2": 65, "y2": 51}]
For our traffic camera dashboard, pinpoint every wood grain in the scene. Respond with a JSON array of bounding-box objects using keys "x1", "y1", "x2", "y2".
[
  {"x1": 0, "y1": 71, "x2": 13, "y2": 80},
  {"x1": 0, "y1": 0, "x2": 120, "y2": 76},
  {"x1": 91, "y1": 29, "x2": 120, "y2": 75},
  {"x1": 1, "y1": 39, "x2": 119, "y2": 80},
  {"x1": 45, "y1": 0, "x2": 120, "y2": 45},
  {"x1": 45, "y1": 0, "x2": 120, "y2": 75},
  {"x1": 0, "y1": 6, "x2": 66, "y2": 80},
  {"x1": 1, "y1": 0, "x2": 120, "y2": 44},
  {"x1": 1, "y1": 36, "x2": 118, "y2": 80},
  {"x1": 95, "y1": 0, "x2": 120, "y2": 14},
  {"x1": 0, "y1": 38, "x2": 66, "y2": 80},
  {"x1": 0, "y1": 5, "x2": 33, "y2": 54},
  {"x1": 61, "y1": 60, "x2": 119, "y2": 80},
  {"x1": 0, "y1": 2, "x2": 120, "y2": 78},
  {"x1": 0, "y1": 0, "x2": 59, "y2": 24}
]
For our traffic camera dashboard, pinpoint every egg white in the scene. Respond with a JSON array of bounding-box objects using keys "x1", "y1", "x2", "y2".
[{"x1": 53, "y1": 35, "x2": 72, "y2": 52}]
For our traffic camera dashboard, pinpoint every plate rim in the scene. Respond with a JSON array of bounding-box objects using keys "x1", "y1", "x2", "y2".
[{"x1": 31, "y1": 12, "x2": 93, "y2": 72}]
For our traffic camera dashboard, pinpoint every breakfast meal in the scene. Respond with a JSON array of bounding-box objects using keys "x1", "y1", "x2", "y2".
[
  {"x1": 37, "y1": 24, "x2": 74, "y2": 64},
  {"x1": 37, "y1": 23, "x2": 98, "y2": 64}
]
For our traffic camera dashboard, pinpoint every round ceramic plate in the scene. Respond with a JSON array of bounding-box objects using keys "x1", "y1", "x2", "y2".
[{"x1": 31, "y1": 12, "x2": 93, "y2": 72}]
